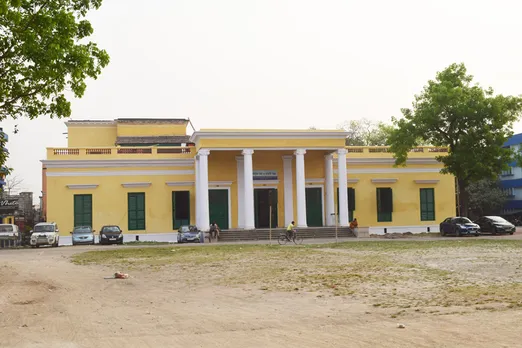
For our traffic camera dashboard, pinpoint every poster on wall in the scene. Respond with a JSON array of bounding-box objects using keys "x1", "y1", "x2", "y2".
[{"x1": 253, "y1": 170, "x2": 278, "y2": 181}]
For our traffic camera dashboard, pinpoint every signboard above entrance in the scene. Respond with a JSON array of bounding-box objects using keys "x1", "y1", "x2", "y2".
[
  {"x1": 253, "y1": 170, "x2": 278, "y2": 181},
  {"x1": 0, "y1": 199, "x2": 18, "y2": 213}
]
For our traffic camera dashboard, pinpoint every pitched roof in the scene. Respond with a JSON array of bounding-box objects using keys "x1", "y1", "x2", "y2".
[{"x1": 116, "y1": 136, "x2": 191, "y2": 145}]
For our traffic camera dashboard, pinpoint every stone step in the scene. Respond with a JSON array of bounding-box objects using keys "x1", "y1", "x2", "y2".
[{"x1": 217, "y1": 227, "x2": 355, "y2": 241}]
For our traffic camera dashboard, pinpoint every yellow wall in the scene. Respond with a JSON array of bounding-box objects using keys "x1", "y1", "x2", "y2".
[
  {"x1": 68, "y1": 126, "x2": 117, "y2": 147},
  {"x1": 198, "y1": 138, "x2": 344, "y2": 150},
  {"x1": 46, "y1": 170, "x2": 196, "y2": 236},
  {"x1": 116, "y1": 124, "x2": 187, "y2": 137}
]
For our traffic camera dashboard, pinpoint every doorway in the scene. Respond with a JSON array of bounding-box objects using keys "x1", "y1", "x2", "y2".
[
  {"x1": 306, "y1": 187, "x2": 323, "y2": 227},
  {"x1": 172, "y1": 191, "x2": 190, "y2": 229},
  {"x1": 254, "y1": 188, "x2": 278, "y2": 228},
  {"x1": 209, "y1": 189, "x2": 229, "y2": 230}
]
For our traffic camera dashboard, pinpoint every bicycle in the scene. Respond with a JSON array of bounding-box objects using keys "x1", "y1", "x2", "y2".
[{"x1": 278, "y1": 229, "x2": 303, "y2": 245}]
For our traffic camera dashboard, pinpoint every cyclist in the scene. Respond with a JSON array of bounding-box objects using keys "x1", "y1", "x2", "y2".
[{"x1": 286, "y1": 221, "x2": 296, "y2": 240}]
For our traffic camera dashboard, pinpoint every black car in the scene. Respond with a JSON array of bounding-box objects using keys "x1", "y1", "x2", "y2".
[
  {"x1": 439, "y1": 217, "x2": 480, "y2": 237},
  {"x1": 99, "y1": 225, "x2": 124, "y2": 245},
  {"x1": 474, "y1": 216, "x2": 515, "y2": 235}
]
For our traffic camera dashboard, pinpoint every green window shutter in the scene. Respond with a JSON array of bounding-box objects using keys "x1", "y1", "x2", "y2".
[
  {"x1": 74, "y1": 194, "x2": 92, "y2": 227},
  {"x1": 376, "y1": 188, "x2": 393, "y2": 222},
  {"x1": 128, "y1": 193, "x2": 146, "y2": 231},
  {"x1": 420, "y1": 188, "x2": 435, "y2": 221},
  {"x1": 348, "y1": 188, "x2": 356, "y2": 211}
]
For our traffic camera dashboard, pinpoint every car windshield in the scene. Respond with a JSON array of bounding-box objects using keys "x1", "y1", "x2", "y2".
[
  {"x1": 102, "y1": 226, "x2": 120, "y2": 233},
  {"x1": 0, "y1": 225, "x2": 14, "y2": 232},
  {"x1": 34, "y1": 225, "x2": 55, "y2": 232},
  {"x1": 488, "y1": 216, "x2": 509, "y2": 223},
  {"x1": 179, "y1": 226, "x2": 190, "y2": 233},
  {"x1": 454, "y1": 217, "x2": 472, "y2": 224},
  {"x1": 73, "y1": 227, "x2": 91, "y2": 234}
]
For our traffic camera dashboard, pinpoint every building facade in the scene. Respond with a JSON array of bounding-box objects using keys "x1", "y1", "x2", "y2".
[
  {"x1": 42, "y1": 118, "x2": 456, "y2": 236},
  {"x1": 500, "y1": 133, "x2": 522, "y2": 214}
]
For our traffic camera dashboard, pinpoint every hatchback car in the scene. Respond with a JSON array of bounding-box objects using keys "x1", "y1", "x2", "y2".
[
  {"x1": 177, "y1": 225, "x2": 201, "y2": 243},
  {"x1": 71, "y1": 226, "x2": 95, "y2": 245},
  {"x1": 474, "y1": 216, "x2": 515, "y2": 235},
  {"x1": 439, "y1": 217, "x2": 480, "y2": 237},
  {"x1": 99, "y1": 225, "x2": 124, "y2": 245}
]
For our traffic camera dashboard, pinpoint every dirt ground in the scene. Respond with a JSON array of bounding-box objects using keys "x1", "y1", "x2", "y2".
[{"x1": 1, "y1": 235, "x2": 522, "y2": 348}]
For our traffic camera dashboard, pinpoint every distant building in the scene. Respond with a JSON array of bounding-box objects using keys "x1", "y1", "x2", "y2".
[
  {"x1": 500, "y1": 133, "x2": 522, "y2": 214},
  {"x1": 0, "y1": 191, "x2": 34, "y2": 229}
]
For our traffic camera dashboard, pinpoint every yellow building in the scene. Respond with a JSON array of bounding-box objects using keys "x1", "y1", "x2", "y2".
[{"x1": 42, "y1": 118, "x2": 455, "y2": 237}]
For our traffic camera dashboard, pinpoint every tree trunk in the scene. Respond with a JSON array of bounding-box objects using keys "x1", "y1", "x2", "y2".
[{"x1": 458, "y1": 179, "x2": 469, "y2": 217}]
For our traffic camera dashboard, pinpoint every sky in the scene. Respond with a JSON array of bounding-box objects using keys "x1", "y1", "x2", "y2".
[{"x1": 3, "y1": 0, "x2": 522, "y2": 203}]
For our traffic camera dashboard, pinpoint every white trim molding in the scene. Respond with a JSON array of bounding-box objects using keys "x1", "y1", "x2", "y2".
[
  {"x1": 414, "y1": 179, "x2": 440, "y2": 184},
  {"x1": 47, "y1": 170, "x2": 194, "y2": 177},
  {"x1": 334, "y1": 168, "x2": 441, "y2": 174},
  {"x1": 209, "y1": 181, "x2": 233, "y2": 187},
  {"x1": 344, "y1": 158, "x2": 440, "y2": 165},
  {"x1": 122, "y1": 182, "x2": 151, "y2": 188},
  {"x1": 306, "y1": 178, "x2": 325, "y2": 184},
  {"x1": 254, "y1": 180, "x2": 280, "y2": 186},
  {"x1": 41, "y1": 159, "x2": 195, "y2": 169},
  {"x1": 202, "y1": 147, "x2": 343, "y2": 151},
  {"x1": 66, "y1": 184, "x2": 99, "y2": 189},
  {"x1": 166, "y1": 181, "x2": 195, "y2": 186},
  {"x1": 371, "y1": 178, "x2": 398, "y2": 183},
  {"x1": 334, "y1": 178, "x2": 360, "y2": 184},
  {"x1": 190, "y1": 130, "x2": 349, "y2": 143}
]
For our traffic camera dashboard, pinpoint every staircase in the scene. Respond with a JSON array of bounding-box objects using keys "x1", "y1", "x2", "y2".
[{"x1": 218, "y1": 227, "x2": 355, "y2": 242}]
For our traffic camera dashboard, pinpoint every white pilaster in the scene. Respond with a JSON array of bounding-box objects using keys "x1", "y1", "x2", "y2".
[
  {"x1": 295, "y1": 148, "x2": 307, "y2": 228},
  {"x1": 195, "y1": 156, "x2": 201, "y2": 228},
  {"x1": 325, "y1": 154, "x2": 335, "y2": 226},
  {"x1": 198, "y1": 149, "x2": 210, "y2": 231},
  {"x1": 282, "y1": 155, "x2": 294, "y2": 226},
  {"x1": 236, "y1": 156, "x2": 245, "y2": 229},
  {"x1": 337, "y1": 148, "x2": 349, "y2": 227},
  {"x1": 242, "y1": 149, "x2": 255, "y2": 230}
]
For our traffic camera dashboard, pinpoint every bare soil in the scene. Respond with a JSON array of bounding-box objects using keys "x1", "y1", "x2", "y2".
[{"x1": 1, "y1": 235, "x2": 522, "y2": 348}]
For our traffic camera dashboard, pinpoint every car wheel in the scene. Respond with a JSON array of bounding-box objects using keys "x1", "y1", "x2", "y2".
[
  {"x1": 440, "y1": 227, "x2": 445, "y2": 237},
  {"x1": 510, "y1": 232, "x2": 514, "y2": 235},
  {"x1": 454, "y1": 226, "x2": 461, "y2": 237}
]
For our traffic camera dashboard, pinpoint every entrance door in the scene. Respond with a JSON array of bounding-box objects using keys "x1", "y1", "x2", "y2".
[
  {"x1": 337, "y1": 188, "x2": 355, "y2": 222},
  {"x1": 74, "y1": 194, "x2": 92, "y2": 227},
  {"x1": 254, "y1": 189, "x2": 278, "y2": 228},
  {"x1": 209, "y1": 189, "x2": 229, "y2": 229},
  {"x1": 305, "y1": 187, "x2": 323, "y2": 227},
  {"x1": 172, "y1": 191, "x2": 190, "y2": 229}
]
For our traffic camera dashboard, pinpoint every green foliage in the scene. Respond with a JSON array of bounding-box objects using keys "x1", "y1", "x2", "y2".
[
  {"x1": 0, "y1": 0, "x2": 109, "y2": 168},
  {"x1": 388, "y1": 63, "x2": 522, "y2": 182},
  {"x1": 467, "y1": 178, "x2": 507, "y2": 217},
  {"x1": 338, "y1": 118, "x2": 393, "y2": 146}
]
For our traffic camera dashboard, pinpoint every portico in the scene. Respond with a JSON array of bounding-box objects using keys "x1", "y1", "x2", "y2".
[{"x1": 190, "y1": 129, "x2": 350, "y2": 231}]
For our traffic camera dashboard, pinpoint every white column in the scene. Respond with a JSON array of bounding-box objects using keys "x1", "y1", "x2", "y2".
[
  {"x1": 236, "y1": 156, "x2": 245, "y2": 229},
  {"x1": 325, "y1": 154, "x2": 335, "y2": 226},
  {"x1": 282, "y1": 155, "x2": 294, "y2": 226},
  {"x1": 198, "y1": 149, "x2": 210, "y2": 231},
  {"x1": 195, "y1": 156, "x2": 201, "y2": 228},
  {"x1": 295, "y1": 149, "x2": 307, "y2": 228},
  {"x1": 242, "y1": 149, "x2": 255, "y2": 229},
  {"x1": 337, "y1": 148, "x2": 349, "y2": 227}
]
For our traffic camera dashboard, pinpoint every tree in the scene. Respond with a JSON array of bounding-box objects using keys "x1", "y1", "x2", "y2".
[
  {"x1": 0, "y1": 0, "x2": 110, "y2": 170},
  {"x1": 387, "y1": 63, "x2": 522, "y2": 216},
  {"x1": 337, "y1": 118, "x2": 393, "y2": 146},
  {"x1": 3, "y1": 174, "x2": 25, "y2": 195},
  {"x1": 467, "y1": 179, "x2": 507, "y2": 218}
]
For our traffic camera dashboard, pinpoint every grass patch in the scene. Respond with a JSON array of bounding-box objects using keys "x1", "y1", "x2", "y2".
[
  {"x1": 124, "y1": 241, "x2": 171, "y2": 246},
  {"x1": 312, "y1": 239, "x2": 522, "y2": 251}
]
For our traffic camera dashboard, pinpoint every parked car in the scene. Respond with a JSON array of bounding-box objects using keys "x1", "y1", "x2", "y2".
[
  {"x1": 71, "y1": 226, "x2": 95, "y2": 245},
  {"x1": 177, "y1": 225, "x2": 201, "y2": 243},
  {"x1": 99, "y1": 225, "x2": 124, "y2": 245},
  {"x1": 439, "y1": 217, "x2": 480, "y2": 237},
  {"x1": 474, "y1": 216, "x2": 515, "y2": 235},
  {"x1": 0, "y1": 224, "x2": 20, "y2": 246},
  {"x1": 30, "y1": 222, "x2": 60, "y2": 247}
]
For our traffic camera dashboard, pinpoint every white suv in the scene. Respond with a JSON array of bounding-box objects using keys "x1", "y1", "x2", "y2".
[{"x1": 30, "y1": 222, "x2": 60, "y2": 247}]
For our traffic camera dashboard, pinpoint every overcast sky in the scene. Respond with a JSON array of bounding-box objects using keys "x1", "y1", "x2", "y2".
[{"x1": 3, "y1": 0, "x2": 522, "y2": 202}]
